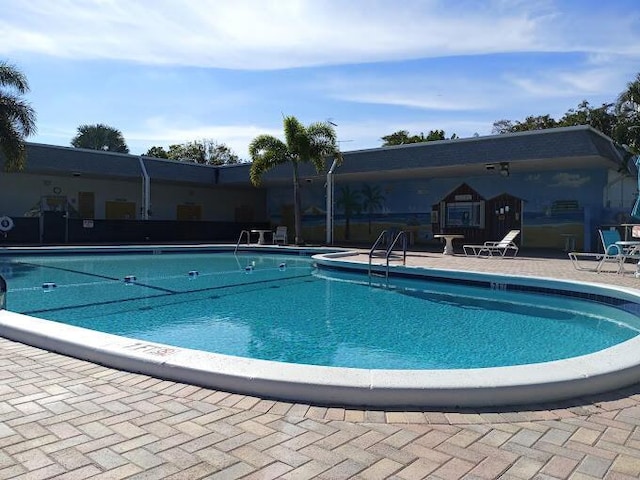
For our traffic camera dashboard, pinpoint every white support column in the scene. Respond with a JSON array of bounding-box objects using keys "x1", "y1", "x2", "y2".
[
  {"x1": 138, "y1": 157, "x2": 151, "y2": 220},
  {"x1": 326, "y1": 158, "x2": 340, "y2": 245}
]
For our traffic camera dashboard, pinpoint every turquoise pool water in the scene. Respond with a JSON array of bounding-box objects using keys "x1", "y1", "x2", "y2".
[{"x1": 3, "y1": 252, "x2": 639, "y2": 369}]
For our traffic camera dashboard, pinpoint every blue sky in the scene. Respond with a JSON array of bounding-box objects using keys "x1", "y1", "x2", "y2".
[{"x1": 2, "y1": 0, "x2": 640, "y2": 160}]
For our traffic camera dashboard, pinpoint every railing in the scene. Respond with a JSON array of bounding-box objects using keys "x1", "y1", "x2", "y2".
[
  {"x1": 234, "y1": 230, "x2": 251, "y2": 254},
  {"x1": 0, "y1": 274, "x2": 6, "y2": 310},
  {"x1": 368, "y1": 230, "x2": 407, "y2": 286},
  {"x1": 368, "y1": 230, "x2": 389, "y2": 279}
]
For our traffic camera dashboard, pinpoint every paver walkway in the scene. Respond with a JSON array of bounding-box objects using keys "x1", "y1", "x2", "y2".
[{"x1": 2, "y1": 252, "x2": 640, "y2": 479}]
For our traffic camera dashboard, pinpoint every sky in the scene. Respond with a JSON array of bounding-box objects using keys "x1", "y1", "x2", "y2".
[{"x1": 2, "y1": 0, "x2": 640, "y2": 160}]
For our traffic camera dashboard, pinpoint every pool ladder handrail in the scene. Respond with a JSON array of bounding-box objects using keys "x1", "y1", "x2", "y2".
[
  {"x1": 368, "y1": 230, "x2": 407, "y2": 285},
  {"x1": 234, "y1": 230, "x2": 251, "y2": 254}
]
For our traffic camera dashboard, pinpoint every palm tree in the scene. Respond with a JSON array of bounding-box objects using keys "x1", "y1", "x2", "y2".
[
  {"x1": 0, "y1": 61, "x2": 37, "y2": 171},
  {"x1": 360, "y1": 183, "x2": 385, "y2": 234},
  {"x1": 616, "y1": 73, "x2": 640, "y2": 120},
  {"x1": 336, "y1": 185, "x2": 361, "y2": 240},
  {"x1": 71, "y1": 124, "x2": 129, "y2": 153},
  {"x1": 249, "y1": 116, "x2": 341, "y2": 245},
  {"x1": 615, "y1": 73, "x2": 640, "y2": 154}
]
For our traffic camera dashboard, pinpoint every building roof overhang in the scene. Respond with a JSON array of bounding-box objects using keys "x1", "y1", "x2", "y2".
[
  {"x1": 249, "y1": 125, "x2": 631, "y2": 187},
  {"x1": 2, "y1": 125, "x2": 630, "y2": 188}
]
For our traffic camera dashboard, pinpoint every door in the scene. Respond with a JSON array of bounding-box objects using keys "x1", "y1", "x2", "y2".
[
  {"x1": 40, "y1": 196, "x2": 68, "y2": 244},
  {"x1": 78, "y1": 192, "x2": 95, "y2": 218},
  {"x1": 105, "y1": 201, "x2": 136, "y2": 219},
  {"x1": 486, "y1": 195, "x2": 522, "y2": 241},
  {"x1": 177, "y1": 204, "x2": 202, "y2": 221}
]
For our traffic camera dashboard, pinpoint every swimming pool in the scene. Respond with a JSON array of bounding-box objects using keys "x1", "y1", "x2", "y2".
[
  {"x1": 2, "y1": 245, "x2": 640, "y2": 407},
  {"x1": 3, "y1": 251, "x2": 639, "y2": 369}
]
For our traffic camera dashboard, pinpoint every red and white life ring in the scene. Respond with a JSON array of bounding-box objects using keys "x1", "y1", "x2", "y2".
[{"x1": 0, "y1": 216, "x2": 14, "y2": 233}]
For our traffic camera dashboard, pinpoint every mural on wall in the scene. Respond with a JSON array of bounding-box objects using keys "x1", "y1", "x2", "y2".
[
  {"x1": 23, "y1": 196, "x2": 80, "y2": 217},
  {"x1": 429, "y1": 183, "x2": 524, "y2": 245},
  {"x1": 360, "y1": 184, "x2": 386, "y2": 235},
  {"x1": 335, "y1": 185, "x2": 362, "y2": 240},
  {"x1": 266, "y1": 167, "x2": 629, "y2": 250}
]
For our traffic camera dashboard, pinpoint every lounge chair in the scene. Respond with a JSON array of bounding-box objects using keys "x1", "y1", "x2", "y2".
[
  {"x1": 463, "y1": 230, "x2": 520, "y2": 258},
  {"x1": 272, "y1": 226, "x2": 288, "y2": 245},
  {"x1": 568, "y1": 229, "x2": 634, "y2": 273}
]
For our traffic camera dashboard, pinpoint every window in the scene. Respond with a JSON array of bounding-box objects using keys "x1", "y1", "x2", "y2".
[{"x1": 445, "y1": 202, "x2": 484, "y2": 227}]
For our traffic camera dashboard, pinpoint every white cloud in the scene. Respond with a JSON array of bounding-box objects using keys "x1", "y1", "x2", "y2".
[
  {"x1": 2, "y1": 0, "x2": 637, "y2": 70},
  {"x1": 124, "y1": 118, "x2": 283, "y2": 158},
  {"x1": 506, "y1": 66, "x2": 636, "y2": 99},
  {"x1": 10, "y1": 0, "x2": 640, "y2": 158},
  {"x1": 320, "y1": 73, "x2": 498, "y2": 111}
]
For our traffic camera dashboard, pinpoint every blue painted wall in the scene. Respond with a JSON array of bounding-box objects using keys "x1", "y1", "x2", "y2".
[{"x1": 267, "y1": 167, "x2": 629, "y2": 251}]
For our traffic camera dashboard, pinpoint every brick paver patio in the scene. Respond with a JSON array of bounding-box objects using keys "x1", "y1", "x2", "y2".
[{"x1": 2, "y1": 251, "x2": 640, "y2": 479}]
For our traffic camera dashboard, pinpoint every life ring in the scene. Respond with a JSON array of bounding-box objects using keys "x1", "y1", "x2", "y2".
[{"x1": 0, "y1": 216, "x2": 14, "y2": 233}]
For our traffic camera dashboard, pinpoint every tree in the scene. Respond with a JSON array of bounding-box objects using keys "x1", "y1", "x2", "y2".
[
  {"x1": 492, "y1": 115, "x2": 557, "y2": 134},
  {"x1": 144, "y1": 146, "x2": 169, "y2": 158},
  {"x1": 616, "y1": 73, "x2": 640, "y2": 120},
  {"x1": 381, "y1": 129, "x2": 456, "y2": 146},
  {"x1": 381, "y1": 130, "x2": 414, "y2": 146},
  {"x1": 145, "y1": 139, "x2": 240, "y2": 165},
  {"x1": 249, "y1": 116, "x2": 341, "y2": 245},
  {"x1": 615, "y1": 74, "x2": 640, "y2": 154},
  {"x1": 360, "y1": 184, "x2": 385, "y2": 234},
  {"x1": 515, "y1": 115, "x2": 558, "y2": 132},
  {"x1": 0, "y1": 60, "x2": 37, "y2": 171},
  {"x1": 492, "y1": 72, "x2": 640, "y2": 154},
  {"x1": 559, "y1": 101, "x2": 617, "y2": 137},
  {"x1": 336, "y1": 185, "x2": 361, "y2": 240},
  {"x1": 71, "y1": 124, "x2": 129, "y2": 153},
  {"x1": 206, "y1": 142, "x2": 240, "y2": 165},
  {"x1": 425, "y1": 129, "x2": 446, "y2": 141},
  {"x1": 491, "y1": 119, "x2": 514, "y2": 134},
  {"x1": 167, "y1": 142, "x2": 205, "y2": 163}
]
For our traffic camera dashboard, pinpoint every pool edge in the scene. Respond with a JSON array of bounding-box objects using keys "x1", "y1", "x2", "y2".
[{"x1": 2, "y1": 309, "x2": 640, "y2": 408}]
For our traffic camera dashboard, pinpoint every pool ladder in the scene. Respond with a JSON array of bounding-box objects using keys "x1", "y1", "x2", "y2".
[
  {"x1": 234, "y1": 230, "x2": 251, "y2": 254},
  {"x1": 368, "y1": 230, "x2": 407, "y2": 286}
]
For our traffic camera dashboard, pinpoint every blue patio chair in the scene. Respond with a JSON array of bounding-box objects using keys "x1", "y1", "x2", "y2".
[
  {"x1": 600, "y1": 228, "x2": 640, "y2": 276},
  {"x1": 599, "y1": 229, "x2": 623, "y2": 255},
  {"x1": 598, "y1": 229, "x2": 630, "y2": 273},
  {"x1": 568, "y1": 229, "x2": 625, "y2": 273}
]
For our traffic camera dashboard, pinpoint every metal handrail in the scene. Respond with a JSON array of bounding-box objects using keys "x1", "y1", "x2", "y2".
[
  {"x1": 385, "y1": 231, "x2": 408, "y2": 283},
  {"x1": 234, "y1": 230, "x2": 251, "y2": 254},
  {"x1": 368, "y1": 230, "x2": 389, "y2": 280},
  {"x1": 368, "y1": 230, "x2": 407, "y2": 285}
]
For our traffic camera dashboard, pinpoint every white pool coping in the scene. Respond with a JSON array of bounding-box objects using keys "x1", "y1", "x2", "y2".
[{"x1": 2, "y1": 246, "x2": 640, "y2": 408}]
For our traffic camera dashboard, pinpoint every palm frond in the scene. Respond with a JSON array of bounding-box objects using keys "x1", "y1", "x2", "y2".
[
  {"x1": 0, "y1": 116, "x2": 26, "y2": 171},
  {"x1": 0, "y1": 62, "x2": 35, "y2": 171},
  {"x1": 305, "y1": 121, "x2": 341, "y2": 173},
  {"x1": 283, "y1": 116, "x2": 305, "y2": 155},
  {"x1": 0, "y1": 94, "x2": 37, "y2": 136},
  {"x1": 0, "y1": 61, "x2": 30, "y2": 94},
  {"x1": 248, "y1": 135, "x2": 290, "y2": 186},
  {"x1": 247, "y1": 115, "x2": 343, "y2": 244}
]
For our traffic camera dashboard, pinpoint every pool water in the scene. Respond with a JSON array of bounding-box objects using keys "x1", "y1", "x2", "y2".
[{"x1": 3, "y1": 252, "x2": 639, "y2": 369}]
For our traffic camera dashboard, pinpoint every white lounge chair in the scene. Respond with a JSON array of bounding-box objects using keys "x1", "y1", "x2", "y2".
[
  {"x1": 272, "y1": 226, "x2": 288, "y2": 245},
  {"x1": 463, "y1": 230, "x2": 520, "y2": 257}
]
